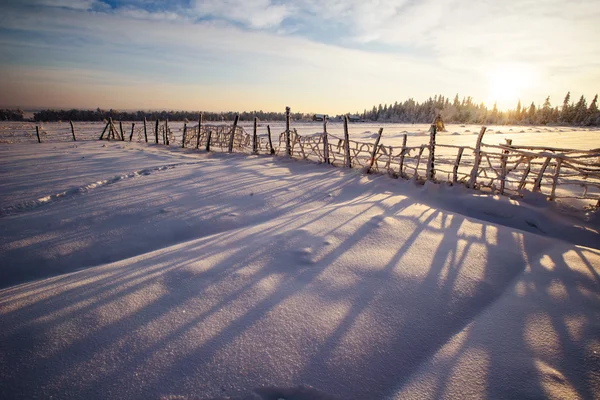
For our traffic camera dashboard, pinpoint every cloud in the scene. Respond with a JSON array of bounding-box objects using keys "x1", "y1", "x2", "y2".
[{"x1": 191, "y1": 0, "x2": 294, "y2": 29}]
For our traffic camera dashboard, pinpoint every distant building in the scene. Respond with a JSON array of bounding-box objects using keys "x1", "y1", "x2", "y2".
[
  {"x1": 312, "y1": 114, "x2": 329, "y2": 121},
  {"x1": 348, "y1": 115, "x2": 361, "y2": 122}
]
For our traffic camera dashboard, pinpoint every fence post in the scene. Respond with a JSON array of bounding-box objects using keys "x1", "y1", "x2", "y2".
[
  {"x1": 453, "y1": 147, "x2": 464, "y2": 184},
  {"x1": 119, "y1": 121, "x2": 125, "y2": 141},
  {"x1": 344, "y1": 116, "x2": 351, "y2": 168},
  {"x1": 196, "y1": 113, "x2": 202, "y2": 149},
  {"x1": 468, "y1": 126, "x2": 487, "y2": 188},
  {"x1": 155, "y1": 119, "x2": 159, "y2": 144},
  {"x1": 499, "y1": 138, "x2": 512, "y2": 194},
  {"x1": 143, "y1": 118, "x2": 148, "y2": 143},
  {"x1": 35, "y1": 126, "x2": 41, "y2": 143},
  {"x1": 164, "y1": 119, "x2": 169, "y2": 145},
  {"x1": 109, "y1": 118, "x2": 116, "y2": 140},
  {"x1": 550, "y1": 158, "x2": 562, "y2": 201},
  {"x1": 267, "y1": 125, "x2": 275, "y2": 155},
  {"x1": 129, "y1": 122, "x2": 135, "y2": 141},
  {"x1": 399, "y1": 134, "x2": 407, "y2": 178},
  {"x1": 228, "y1": 114, "x2": 239, "y2": 153},
  {"x1": 99, "y1": 121, "x2": 110, "y2": 140},
  {"x1": 285, "y1": 106, "x2": 291, "y2": 156},
  {"x1": 182, "y1": 123, "x2": 187, "y2": 148},
  {"x1": 426, "y1": 124, "x2": 436, "y2": 181},
  {"x1": 253, "y1": 117, "x2": 258, "y2": 154},
  {"x1": 366, "y1": 128, "x2": 384, "y2": 173},
  {"x1": 69, "y1": 121, "x2": 76, "y2": 141},
  {"x1": 322, "y1": 118, "x2": 330, "y2": 164},
  {"x1": 533, "y1": 157, "x2": 551, "y2": 192},
  {"x1": 518, "y1": 160, "x2": 531, "y2": 191},
  {"x1": 206, "y1": 129, "x2": 212, "y2": 152}
]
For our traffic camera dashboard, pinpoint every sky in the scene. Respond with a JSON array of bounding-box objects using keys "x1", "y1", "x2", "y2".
[{"x1": 0, "y1": 0, "x2": 599, "y2": 114}]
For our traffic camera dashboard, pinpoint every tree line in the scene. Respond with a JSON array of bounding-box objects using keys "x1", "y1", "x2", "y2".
[
  {"x1": 353, "y1": 92, "x2": 600, "y2": 126},
  {"x1": 29, "y1": 109, "x2": 309, "y2": 123},
  {"x1": 1, "y1": 92, "x2": 598, "y2": 125}
]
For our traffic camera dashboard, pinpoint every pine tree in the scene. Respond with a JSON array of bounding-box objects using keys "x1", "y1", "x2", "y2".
[
  {"x1": 573, "y1": 95, "x2": 587, "y2": 125},
  {"x1": 561, "y1": 92, "x2": 573, "y2": 123}
]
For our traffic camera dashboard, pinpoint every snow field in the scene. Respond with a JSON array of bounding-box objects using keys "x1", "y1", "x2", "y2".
[{"x1": 0, "y1": 141, "x2": 599, "y2": 399}]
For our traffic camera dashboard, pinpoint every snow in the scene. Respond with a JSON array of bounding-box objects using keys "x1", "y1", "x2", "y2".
[{"x1": 0, "y1": 141, "x2": 599, "y2": 399}]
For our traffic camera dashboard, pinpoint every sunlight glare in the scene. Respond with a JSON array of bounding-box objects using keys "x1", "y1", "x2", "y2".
[{"x1": 487, "y1": 64, "x2": 537, "y2": 109}]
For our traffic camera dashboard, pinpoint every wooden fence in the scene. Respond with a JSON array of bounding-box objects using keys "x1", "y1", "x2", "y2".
[{"x1": 4, "y1": 111, "x2": 599, "y2": 209}]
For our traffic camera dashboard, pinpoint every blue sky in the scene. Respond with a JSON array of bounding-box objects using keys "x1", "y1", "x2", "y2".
[{"x1": 0, "y1": 0, "x2": 599, "y2": 113}]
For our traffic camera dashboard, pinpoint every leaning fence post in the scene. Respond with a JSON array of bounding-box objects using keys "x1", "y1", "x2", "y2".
[
  {"x1": 35, "y1": 126, "x2": 41, "y2": 143},
  {"x1": 533, "y1": 157, "x2": 552, "y2": 192},
  {"x1": 267, "y1": 125, "x2": 275, "y2": 155},
  {"x1": 206, "y1": 129, "x2": 212, "y2": 152},
  {"x1": 109, "y1": 118, "x2": 117, "y2": 140},
  {"x1": 253, "y1": 117, "x2": 258, "y2": 154},
  {"x1": 322, "y1": 118, "x2": 330, "y2": 164},
  {"x1": 69, "y1": 120, "x2": 76, "y2": 141},
  {"x1": 228, "y1": 114, "x2": 239, "y2": 153},
  {"x1": 453, "y1": 147, "x2": 465, "y2": 184},
  {"x1": 182, "y1": 123, "x2": 187, "y2": 148},
  {"x1": 398, "y1": 134, "x2": 407, "y2": 178},
  {"x1": 99, "y1": 120, "x2": 110, "y2": 140},
  {"x1": 426, "y1": 124, "x2": 436, "y2": 181},
  {"x1": 143, "y1": 117, "x2": 148, "y2": 143},
  {"x1": 119, "y1": 121, "x2": 125, "y2": 141},
  {"x1": 343, "y1": 116, "x2": 351, "y2": 168},
  {"x1": 129, "y1": 122, "x2": 135, "y2": 141},
  {"x1": 366, "y1": 128, "x2": 384, "y2": 173},
  {"x1": 285, "y1": 106, "x2": 291, "y2": 156},
  {"x1": 196, "y1": 113, "x2": 202, "y2": 149},
  {"x1": 550, "y1": 158, "x2": 562, "y2": 201},
  {"x1": 499, "y1": 138, "x2": 512, "y2": 194},
  {"x1": 468, "y1": 126, "x2": 487, "y2": 188}
]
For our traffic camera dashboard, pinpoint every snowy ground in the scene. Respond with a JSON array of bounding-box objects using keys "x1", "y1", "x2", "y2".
[{"x1": 1, "y1": 141, "x2": 599, "y2": 399}]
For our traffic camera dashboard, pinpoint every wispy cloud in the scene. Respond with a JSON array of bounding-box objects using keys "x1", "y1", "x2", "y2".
[{"x1": 0, "y1": 0, "x2": 598, "y2": 111}]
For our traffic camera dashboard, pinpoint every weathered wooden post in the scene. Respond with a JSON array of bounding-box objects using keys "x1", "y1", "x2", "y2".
[
  {"x1": 253, "y1": 117, "x2": 258, "y2": 154},
  {"x1": 398, "y1": 134, "x2": 407, "y2": 177},
  {"x1": 182, "y1": 123, "x2": 187, "y2": 148},
  {"x1": 196, "y1": 113, "x2": 202, "y2": 149},
  {"x1": 164, "y1": 119, "x2": 169, "y2": 145},
  {"x1": 228, "y1": 114, "x2": 239, "y2": 153},
  {"x1": 499, "y1": 138, "x2": 512, "y2": 194},
  {"x1": 366, "y1": 128, "x2": 384, "y2": 173},
  {"x1": 453, "y1": 147, "x2": 465, "y2": 184},
  {"x1": 119, "y1": 121, "x2": 125, "y2": 141},
  {"x1": 550, "y1": 158, "x2": 562, "y2": 201},
  {"x1": 267, "y1": 125, "x2": 275, "y2": 155},
  {"x1": 69, "y1": 120, "x2": 76, "y2": 141},
  {"x1": 322, "y1": 118, "x2": 330, "y2": 164},
  {"x1": 285, "y1": 106, "x2": 291, "y2": 156},
  {"x1": 206, "y1": 129, "x2": 212, "y2": 152},
  {"x1": 533, "y1": 157, "x2": 552, "y2": 192},
  {"x1": 426, "y1": 124, "x2": 436, "y2": 181},
  {"x1": 343, "y1": 115, "x2": 351, "y2": 168},
  {"x1": 109, "y1": 118, "x2": 116, "y2": 140},
  {"x1": 143, "y1": 117, "x2": 148, "y2": 143},
  {"x1": 99, "y1": 120, "x2": 110, "y2": 140},
  {"x1": 35, "y1": 126, "x2": 41, "y2": 143},
  {"x1": 129, "y1": 122, "x2": 135, "y2": 141},
  {"x1": 468, "y1": 126, "x2": 487, "y2": 188},
  {"x1": 155, "y1": 119, "x2": 159, "y2": 144},
  {"x1": 518, "y1": 160, "x2": 532, "y2": 191}
]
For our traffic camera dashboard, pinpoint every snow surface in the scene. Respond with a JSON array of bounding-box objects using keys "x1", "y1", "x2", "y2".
[{"x1": 1, "y1": 141, "x2": 599, "y2": 399}]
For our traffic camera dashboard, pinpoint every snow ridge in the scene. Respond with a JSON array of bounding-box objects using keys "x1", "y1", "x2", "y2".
[{"x1": 0, "y1": 161, "x2": 202, "y2": 217}]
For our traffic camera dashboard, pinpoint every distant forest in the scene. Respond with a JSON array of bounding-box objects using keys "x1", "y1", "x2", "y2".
[{"x1": 1, "y1": 92, "x2": 599, "y2": 125}]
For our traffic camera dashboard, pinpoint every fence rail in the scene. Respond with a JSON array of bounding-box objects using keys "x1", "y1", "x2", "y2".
[{"x1": 3, "y1": 113, "x2": 600, "y2": 210}]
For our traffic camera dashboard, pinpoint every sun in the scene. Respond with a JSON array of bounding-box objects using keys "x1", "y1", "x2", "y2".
[{"x1": 487, "y1": 64, "x2": 537, "y2": 109}]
